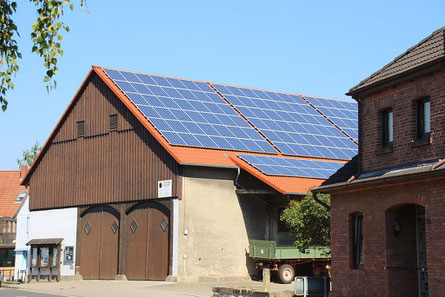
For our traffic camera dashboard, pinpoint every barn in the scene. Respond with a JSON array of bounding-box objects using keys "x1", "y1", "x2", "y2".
[{"x1": 21, "y1": 66, "x2": 357, "y2": 282}]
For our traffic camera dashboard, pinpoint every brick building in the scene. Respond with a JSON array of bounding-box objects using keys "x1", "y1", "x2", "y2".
[{"x1": 315, "y1": 27, "x2": 445, "y2": 297}]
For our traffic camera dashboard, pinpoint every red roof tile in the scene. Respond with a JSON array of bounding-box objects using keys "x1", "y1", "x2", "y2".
[
  {"x1": 22, "y1": 67, "x2": 348, "y2": 196},
  {"x1": 0, "y1": 170, "x2": 26, "y2": 217}
]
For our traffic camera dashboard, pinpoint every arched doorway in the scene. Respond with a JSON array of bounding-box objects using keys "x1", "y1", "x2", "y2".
[
  {"x1": 80, "y1": 205, "x2": 120, "y2": 280},
  {"x1": 125, "y1": 201, "x2": 170, "y2": 280},
  {"x1": 385, "y1": 204, "x2": 429, "y2": 297}
]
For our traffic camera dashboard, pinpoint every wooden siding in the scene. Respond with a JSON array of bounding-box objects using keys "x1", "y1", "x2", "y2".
[{"x1": 28, "y1": 73, "x2": 180, "y2": 210}]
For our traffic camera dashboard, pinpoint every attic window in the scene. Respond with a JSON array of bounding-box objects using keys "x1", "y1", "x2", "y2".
[
  {"x1": 109, "y1": 114, "x2": 118, "y2": 131},
  {"x1": 16, "y1": 192, "x2": 26, "y2": 202},
  {"x1": 77, "y1": 121, "x2": 85, "y2": 138}
]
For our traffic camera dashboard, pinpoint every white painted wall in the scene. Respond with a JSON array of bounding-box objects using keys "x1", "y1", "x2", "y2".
[{"x1": 14, "y1": 197, "x2": 77, "y2": 280}]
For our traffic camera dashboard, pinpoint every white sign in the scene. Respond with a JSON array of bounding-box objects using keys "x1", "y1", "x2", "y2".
[{"x1": 158, "y1": 180, "x2": 172, "y2": 198}]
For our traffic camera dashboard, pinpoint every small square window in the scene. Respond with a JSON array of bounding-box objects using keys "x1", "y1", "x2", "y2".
[
  {"x1": 130, "y1": 220, "x2": 138, "y2": 233},
  {"x1": 84, "y1": 222, "x2": 92, "y2": 235},
  {"x1": 417, "y1": 97, "x2": 430, "y2": 139},
  {"x1": 109, "y1": 114, "x2": 118, "y2": 131},
  {"x1": 77, "y1": 121, "x2": 85, "y2": 138},
  {"x1": 381, "y1": 109, "x2": 393, "y2": 147}
]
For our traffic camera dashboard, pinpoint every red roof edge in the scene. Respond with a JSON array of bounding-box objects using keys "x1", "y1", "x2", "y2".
[
  {"x1": 22, "y1": 67, "x2": 186, "y2": 186},
  {"x1": 228, "y1": 155, "x2": 287, "y2": 194},
  {"x1": 93, "y1": 66, "x2": 183, "y2": 165},
  {"x1": 21, "y1": 68, "x2": 95, "y2": 186}
]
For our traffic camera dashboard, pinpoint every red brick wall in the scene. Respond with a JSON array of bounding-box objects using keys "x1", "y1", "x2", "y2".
[
  {"x1": 359, "y1": 70, "x2": 445, "y2": 172},
  {"x1": 330, "y1": 178, "x2": 445, "y2": 297}
]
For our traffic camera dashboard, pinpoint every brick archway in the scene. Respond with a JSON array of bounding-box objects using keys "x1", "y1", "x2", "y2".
[{"x1": 385, "y1": 204, "x2": 429, "y2": 297}]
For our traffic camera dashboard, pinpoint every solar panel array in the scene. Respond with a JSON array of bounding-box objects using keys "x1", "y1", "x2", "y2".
[
  {"x1": 302, "y1": 96, "x2": 358, "y2": 142},
  {"x1": 238, "y1": 154, "x2": 345, "y2": 179},
  {"x1": 103, "y1": 68, "x2": 277, "y2": 153},
  {"x1": 212, "y1": 84, "x2": 357, "y2": 160}
]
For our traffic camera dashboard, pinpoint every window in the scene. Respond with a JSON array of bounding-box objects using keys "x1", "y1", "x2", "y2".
[
  {"x1": 417, "y1": 97, "x2": 430, "y2": 139},
  {"x1": 16, "y1": 191, "x2": 26, "y2": 202},
  {"x1": 109, "y1": 114, "x2": 118, "y2": 131},
  {"x1": 352, "y1": 213, "x2": 364, "y2": 269},
  {"x1": 77, "y1": 121, "x2": 85, "y2": 138},
  {"x1": 381, "y1": 109, "x2": 393, "y2": 147},
  {"x1": 277, "y1": 208, "x2": 289, "y2": 232}
]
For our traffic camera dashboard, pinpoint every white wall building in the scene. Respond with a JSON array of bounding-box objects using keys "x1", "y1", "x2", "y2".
[{"x1": 14, "y1": 196, "x2": 77, "y2": 281}]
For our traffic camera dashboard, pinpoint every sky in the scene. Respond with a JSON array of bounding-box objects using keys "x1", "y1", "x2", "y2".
[{"x1": 0, "y1": 0, "x2": 444, "y2": 169}]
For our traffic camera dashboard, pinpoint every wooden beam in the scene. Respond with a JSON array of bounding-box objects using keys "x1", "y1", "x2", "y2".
[{"x1": 236, "y1": 189, "x2": 277, "y2": 195}]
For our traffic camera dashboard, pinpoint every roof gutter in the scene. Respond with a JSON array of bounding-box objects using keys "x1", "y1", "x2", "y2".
[{"x1": 316, "y1": 164, "x2": 445, "y2": 193}]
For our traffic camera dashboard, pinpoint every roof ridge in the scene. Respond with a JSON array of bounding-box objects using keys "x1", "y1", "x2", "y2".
[
  {"x1": 348, "y1": 26, "x2": 445, "y2": 94},
  {"x1": 97, "y1": 65, "x2": 348, "y2": 102}
]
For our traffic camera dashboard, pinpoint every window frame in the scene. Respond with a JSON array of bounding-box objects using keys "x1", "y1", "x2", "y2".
[
  {"x1": 416, "y1": 97, "x2": 430, "y2": 140},
  {"x1": 381, "y1": 108, "x2": 393, "y2": 148}
]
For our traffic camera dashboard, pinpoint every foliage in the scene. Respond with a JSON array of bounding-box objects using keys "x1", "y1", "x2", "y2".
[
  {"x1": 0, "y1": 0, "x2": 84, "y2": 111},
  {"x1": 280, "y1": 193, "x2": 331, "y2": 253},
  {"x1": 0, "y1": 0, "x2": 21, "y2": 111},
  {"x1": 17, "y1": 141, "x2": 42, "y2": 167}
]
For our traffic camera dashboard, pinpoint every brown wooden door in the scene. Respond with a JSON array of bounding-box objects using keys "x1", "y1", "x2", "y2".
[
  {"x1": 80, "y1": 206, "x2": 119, "y2": 280},
  {"x1": 126, "y1": 202, "x2": 169, "y2": 280},
  {"x1": 126, "y1": 205, "x2": 149, "y2": 280}
]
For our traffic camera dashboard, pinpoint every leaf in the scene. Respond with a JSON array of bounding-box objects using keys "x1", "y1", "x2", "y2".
[{"x1": 57, "y1": 35, "x2": 63, "y2": 41}]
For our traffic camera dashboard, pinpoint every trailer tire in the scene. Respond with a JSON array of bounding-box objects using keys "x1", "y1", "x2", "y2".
[{"x1": 278, "y1": 264, "x2": 295, "y2": 284}]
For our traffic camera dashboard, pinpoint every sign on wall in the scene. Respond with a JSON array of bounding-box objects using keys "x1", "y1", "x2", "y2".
[
  {"x1": 65, "y1": 246, "x2": 74, "y2": 262},
  {"x1": 158, "y1": 180, "x2": 172, "y2": 198}
]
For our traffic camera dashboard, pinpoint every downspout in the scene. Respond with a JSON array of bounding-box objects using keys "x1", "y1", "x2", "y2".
[{"x1": 312, "y1": 96, "x2": 362, "y2": 210}]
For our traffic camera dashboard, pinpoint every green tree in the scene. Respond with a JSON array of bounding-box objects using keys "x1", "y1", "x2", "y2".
[
  {"x1": 0, "y1": 0, "x2": 85, "y2": 111},
  {"x1": 280, "y1": 193, "x2": 331, "y2": 253},
  {"x1": 17, "y1": 141, "x2": 42, "y2": 167}
]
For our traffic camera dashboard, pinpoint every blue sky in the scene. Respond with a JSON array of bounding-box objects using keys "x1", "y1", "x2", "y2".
[{"x1": 0, "y1": 0, "x2": 444, "y2": 169}]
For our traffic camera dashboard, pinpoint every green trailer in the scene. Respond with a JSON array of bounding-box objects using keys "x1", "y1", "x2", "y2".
[{"x1": 249, "y1": 240, "x2": 330, "y2": 284}]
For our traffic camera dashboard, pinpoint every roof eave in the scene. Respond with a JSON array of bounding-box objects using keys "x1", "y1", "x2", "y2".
[
  {"x1": 347, "y1": 58, "x2": 445, "y2": 98},
  {"x1": 313, "y1": 166, "x2": 445, "y2": 194}
]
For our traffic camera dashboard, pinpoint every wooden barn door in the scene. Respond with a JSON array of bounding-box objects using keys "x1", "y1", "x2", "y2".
[
  {"x1": 126, "y1": 201, "x2": 169, "y2": 280},
  {"x1": 80, "y1": 206, "x2": 119, "y2": 280}
]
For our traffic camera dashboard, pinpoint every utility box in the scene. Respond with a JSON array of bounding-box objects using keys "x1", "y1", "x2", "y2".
[{"x1": 295, "y1": 276, "x2": 330, "y2": 297}]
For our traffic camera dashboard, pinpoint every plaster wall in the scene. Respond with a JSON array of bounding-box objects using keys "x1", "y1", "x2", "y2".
[
  {"x1": 177, "y1": 166, "x2": 268, "y2": 282},
  {"x1": 14, "y1": 197, "x2": 77, "y2": 280}
]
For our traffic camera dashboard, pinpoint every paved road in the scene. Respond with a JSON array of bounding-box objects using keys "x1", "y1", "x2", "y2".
[
  {"x1": 0, "y1": 288, "x2": 67, "y2": 297},
  {"x1": 0, "y1": 280, "x2": 294, "y2": 297}
]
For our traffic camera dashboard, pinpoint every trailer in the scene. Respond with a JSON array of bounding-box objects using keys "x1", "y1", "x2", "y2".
[{"x1": 249, "y1": 240, "x2": 330, "y2": 284}]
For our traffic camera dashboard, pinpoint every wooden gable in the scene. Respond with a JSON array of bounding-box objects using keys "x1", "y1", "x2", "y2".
[{"x1": 27, "y1": 72, "x2": 181, "y2": 210}]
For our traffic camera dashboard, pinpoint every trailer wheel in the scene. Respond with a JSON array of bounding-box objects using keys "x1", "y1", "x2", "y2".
[{"x1": 278, "y1": 264, "x2": 295, "y2": 284}]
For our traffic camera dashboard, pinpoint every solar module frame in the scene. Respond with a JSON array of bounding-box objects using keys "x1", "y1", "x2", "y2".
[
  {"x1": 102, "y1": 68, "x2": 277, "y2": 154},
  {"x1": 212, "y1": 83, "x2": 357, "y2": 160},
  {"x1": 301, "y1": 95, "x2": 358, "y2": 142},
  {"x1": 238, "y1": 154, "x2": 345, "y2": 179}
]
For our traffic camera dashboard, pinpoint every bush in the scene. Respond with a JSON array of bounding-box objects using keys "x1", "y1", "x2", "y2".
[{"x1": 280, "y1": 193, "x2": 330, "y2": 253}]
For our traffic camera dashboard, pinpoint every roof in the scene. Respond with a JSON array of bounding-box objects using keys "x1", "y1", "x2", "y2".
[
  {"x1": 22, "y1": 66, "x2": 357, "y2": 195},
  {"x1": 0, "y1": 170, "x2": 26, "y2": 218},
  {"x1": 26, "y1": 238, "x2": 63, "y2": 246},
  {"x1": 348, "y1": 26, "x2": 445, "y2": 95},
  {"x1": 314, "y1": 158, "x2": 445, "y2": 193}
]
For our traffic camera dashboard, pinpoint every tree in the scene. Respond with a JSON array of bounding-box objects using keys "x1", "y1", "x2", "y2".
[
  {"x1": 0, "y1": 0, "x2": 85, "y2": 111},
  {"x1": 17, "y1": 141, "x2": 42, "y2": 167},
  {"x1": 280, "y1": 193, "x2": 331, "y2": 254}
]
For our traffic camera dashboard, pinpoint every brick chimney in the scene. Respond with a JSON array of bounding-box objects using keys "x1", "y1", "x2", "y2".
[{"x1": 20, "y1": 165, "x2": 28, "y2": 180}]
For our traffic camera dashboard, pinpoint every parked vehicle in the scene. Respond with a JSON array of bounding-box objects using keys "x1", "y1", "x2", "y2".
[{"x1": 249, "y1": 240, "x2": 330, "y2": 284}]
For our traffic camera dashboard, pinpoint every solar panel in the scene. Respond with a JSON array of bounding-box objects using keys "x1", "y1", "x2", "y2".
[
  {"x1": 302, "y1": 96, "x2": 358, "y2": 142},
  {"x1": 102, "y1": 68, "x2": 277, "y2": 153},
  {"x1": 238, "y1": 154, "x2": 345, "y2": 179},
  {"x1": 212, "y1": 84, "x2": 357, "y2": 160}
]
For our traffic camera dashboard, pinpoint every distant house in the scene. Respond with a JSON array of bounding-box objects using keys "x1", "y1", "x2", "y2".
[
  {"x1": 21, "y1": 66, "x2": 357, "y2": 282},
  {"x1": 0, "y1": 165, "x2": 27, "y2": 281},
  {"x1": 315, "y1": 26, "x2": 445, "y2": 297},
  {"x1": 14, "y1": 195, "x2": 77, "y2": 282}
]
